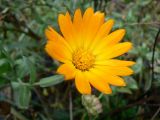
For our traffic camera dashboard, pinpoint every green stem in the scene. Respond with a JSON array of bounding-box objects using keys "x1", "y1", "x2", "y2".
[{"x1": 98, "y1": 93, "x2": 104, "y2": 99}]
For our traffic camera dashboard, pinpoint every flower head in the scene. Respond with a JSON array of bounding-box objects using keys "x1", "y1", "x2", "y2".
[{"x1": 45, "y1": 7, "x2": 135, "y2": 94}]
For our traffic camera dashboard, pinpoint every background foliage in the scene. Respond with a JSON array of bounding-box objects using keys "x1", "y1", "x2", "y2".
[{"x1": 0, "y1": 0, "x2": 160, "y2": 120}]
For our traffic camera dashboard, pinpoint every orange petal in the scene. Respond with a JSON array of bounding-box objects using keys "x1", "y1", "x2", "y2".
[
  {"x1": 75, "y1": 71, "x2": 91, "y2": 94},
  {"x1": 58, "y1": 13, "x2": 73, "y2": 39},
  {"x1": 82, "y1": 7, "x2": 94, "y2": 22},
  {"x1": 58, "y1": 12, "x2": 77, "y2": 50},
  {"x1": 89, "y1": 19, "x2": 114, "y2": 51},
  {"x1": 85, "y1": 70, "x2": 112, "y2": 94},
  {"x1": 88, "y1": 68, "x2": 126, "y2": 86},
  {"x1": 105, "y1": 29, "x2": 126, "y2": 45},
  {"x1": 93, "y1": 29, "x2": 126, "y2": 54},
  {"x1": 45, "y1": 26, "x2": 59, "y2": 41},
  {"x1": 45, "y1": 27, "x2": 71, "y2": 49},
  {"x1": 96, "y1": 42, "x2": 132, "y2": 60},
  {"x1": 83, "y1": 12, "x2": 105, "y2": 49},
  {"x1": 72, "y1": 9, "x2": 83, "y2": 48},
  {"x1": 45, "y1": 27, "x2": 71, "y2": 62},
  {"x1": 104, "y1": 75, "x2": 126, "y2": 86},
  {"x1": 81, "y1": 7, "x2": 94, "y2": 35},
  {"x1": 95, "y1": 59, "x2": 135, "y2": 67},
  {"x1": 73, "y1": 8, "x2": 83, "y2": 31},
  {"x1": 95, "y1": 65, "x2": 134, "y2": 76},
  {"x1": 97, "y1": 19, "x2": 115, "y2": 37},
  {"x1": 57, "y1": 63, "x2": 76, "y2": 80}
]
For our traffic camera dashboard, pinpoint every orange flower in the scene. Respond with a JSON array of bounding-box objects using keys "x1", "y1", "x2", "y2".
[{"x1": 45, "y1": 7, "x2": 135, "y2": 94}]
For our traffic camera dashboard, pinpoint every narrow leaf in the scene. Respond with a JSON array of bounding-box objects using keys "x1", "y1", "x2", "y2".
[
  {"x1": 37, "y1": 75, "x2": 64, "y2": 87},
  {"x1": 11, "y1": 82, "x2": 31, "y2": 109}
]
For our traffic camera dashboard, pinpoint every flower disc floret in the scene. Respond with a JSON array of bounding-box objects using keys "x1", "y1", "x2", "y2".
[{"x1": 72, "y1": 48, "x2": 95, "y2": 71}]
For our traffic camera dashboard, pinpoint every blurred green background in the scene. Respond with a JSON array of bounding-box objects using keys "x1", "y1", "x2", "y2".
[{"x1": 0, "y1": 0, "x2": 160, "y2": 120}]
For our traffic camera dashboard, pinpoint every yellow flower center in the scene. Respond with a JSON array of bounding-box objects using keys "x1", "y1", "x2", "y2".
[{"x1": 72, "y1": 48, "x2": 95, "y2": 71}]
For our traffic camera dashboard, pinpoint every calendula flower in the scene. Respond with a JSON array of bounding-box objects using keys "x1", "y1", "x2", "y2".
[{"x1": 45, "y1": 7, "x2": 135, "y2": 94}]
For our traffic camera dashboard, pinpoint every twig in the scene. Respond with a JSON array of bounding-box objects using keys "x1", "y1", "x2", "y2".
[
  {"x1": 143, "y1": 103, "x2": 160, "y2": 107},
  {"x1": 151, "y1": 106, "x2": 160, "y2": 120},
  {"x1": 136, "y1": 27, "x2": 160, "y2": 101},
  {"x1": 151, "y1": 27, "x2": 160, "y2": 84},
  {"x1": 69, "y1": 86, "x2": 73, "y2": 120},
  {"x1": 125, "y1": 22, "x2": 160, "y2": 26}
]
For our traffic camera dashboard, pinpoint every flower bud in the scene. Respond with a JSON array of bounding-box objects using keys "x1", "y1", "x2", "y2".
[{"x1": 81, "y1": 94, "x2": 102, "y2": 116}]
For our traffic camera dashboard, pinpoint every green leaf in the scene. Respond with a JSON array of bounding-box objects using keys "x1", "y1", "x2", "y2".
[
  {"x1": 36, "y1": 75, "x2": 64, "y2": 87},
  {"x1": 0, "y1": 77, "x2": 8, "y2": 87},
  {"x1": 125, "y1": 77, "x2": 138, "y2": 90},
  {"x1": 117, "y1": 87, "x2": 132, "y2": 94},
  {"x1": 16, "y1": 56, "x2": 36, "y2": 84},
  {"x1": 22, "y1": 56, "x2": 36, "y2": 84},
  {"x1": 11, "y1": 82, "x2": 31, "y2": 109},
  {"x1": 0, "y1": 59, "x2": 10, "y2": 75},
  {"x1": 132, "y1": 58, "x2": 143, "y2": 74},
  {"x1": 138, "y1": 0, "x2": 152, "y2": 6},
  {"x1": 144, "y1": 72, "x2": 152, "y2": 91}
]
